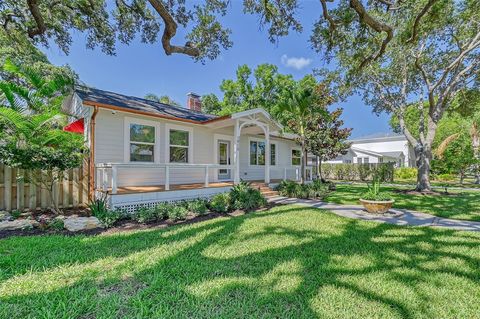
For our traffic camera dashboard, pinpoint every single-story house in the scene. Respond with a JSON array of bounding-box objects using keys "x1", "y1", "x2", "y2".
[
  {"x1": 63, "y1": 86, "x2": 311, "y2": 212},
  {"x1": 326, "y1": 133, "x2": 415, "y2": 167}
]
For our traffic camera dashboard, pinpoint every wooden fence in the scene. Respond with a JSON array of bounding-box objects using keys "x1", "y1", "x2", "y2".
[{"x1": 0, "y1": 163, "x2": 89, "y2": 212}]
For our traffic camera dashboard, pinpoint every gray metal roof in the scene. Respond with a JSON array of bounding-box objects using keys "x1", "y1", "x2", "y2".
[
  {"x1": 379, "y1": 151, "x2": 404, "y2": 158},
  {"x1": 351, "y1": 132, "x2": 404, "y2": 141},
  {"x1": 75, "y1": 86, "x2": 218, "y2": 122}
]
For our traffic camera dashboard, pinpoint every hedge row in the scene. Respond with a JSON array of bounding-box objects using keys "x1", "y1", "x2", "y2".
[{"x1": 321, "y1": 163, "x2": 394, "y2": 182}]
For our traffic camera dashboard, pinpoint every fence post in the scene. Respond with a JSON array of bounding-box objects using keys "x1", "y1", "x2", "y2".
[
  {"x1": 4, "y1": 166, "x2": 12, "y2": 211},
  {"x1": 17, "y1": 169, "x2": 24, "y2": 211},
  {"x1": 62, "y1": 171, "x2": 69, "y2": 208},
  {"x1": 29, "y1": 170, "x2": 37, "y2": 210},
  {"x1": 204, "y1": 166, "x2": 209, "y2": 187},
  {"x1": 53, "y1": 170, "x2": 60, "y2": 209},
  {"x1": 73, "y1": 168, "x2": 79, "y2": 207},
  {"x1": 165, "y1": 166, "x2": 170, "y2": 191}
]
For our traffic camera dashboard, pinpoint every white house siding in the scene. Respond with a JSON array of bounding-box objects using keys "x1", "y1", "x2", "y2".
[
  {"x1": 92, "y1": 108, "x2": 301, "y2": 186},
  {"x1": 237, "y1": 135, "x2": 300, "y2": 181},
  {"x1": 326, "y1": 136, "x2": 414, "y2": 167}
]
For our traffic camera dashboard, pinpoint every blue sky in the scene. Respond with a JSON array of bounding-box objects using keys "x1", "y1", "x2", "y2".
[{"x1": 43, "y1": 1, "x2": 391, "y2": 138}]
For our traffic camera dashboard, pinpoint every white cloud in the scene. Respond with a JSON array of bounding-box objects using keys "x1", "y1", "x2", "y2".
[{"x1": 280, "y1": 54, "x2": 312, "y2": 70}]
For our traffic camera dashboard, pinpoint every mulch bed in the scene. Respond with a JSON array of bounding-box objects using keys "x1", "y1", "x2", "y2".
[
  {"x1": 0, "y1": 203, "x2": 278, "y2": 240},
  {"x1": 392, "y1": 189, "x2": 457, "y2": 196}
]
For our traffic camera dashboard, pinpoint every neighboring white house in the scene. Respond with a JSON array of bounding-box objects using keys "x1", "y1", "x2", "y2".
[
  {"x1": 326, "y1": 133, "x2": 415, "y2": 167},
  {"x1": 63, "y1": 86, "x2": 310, "y2": 211}
]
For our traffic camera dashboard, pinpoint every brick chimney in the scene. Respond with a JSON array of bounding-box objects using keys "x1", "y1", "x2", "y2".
[{"x1": 187, "y1": 92, "x2": 202, "y2": 112}]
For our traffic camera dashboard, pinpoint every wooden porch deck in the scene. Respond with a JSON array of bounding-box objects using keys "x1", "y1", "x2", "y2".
[
  {"x1": 109, "y1": 182, "x2": 233, "y2": 195},
  {"x1": 105, "y1": 179, "x2": 285, "y2": 195}
]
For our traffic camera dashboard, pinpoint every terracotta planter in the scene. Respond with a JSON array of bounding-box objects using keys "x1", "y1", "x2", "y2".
[{"x1": 359, "y1": 199, "x2": 395, "y2": 214}]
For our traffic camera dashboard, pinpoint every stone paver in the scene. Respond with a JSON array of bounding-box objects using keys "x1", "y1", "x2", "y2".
[{"x1": 269, "y1": 196, "x2": 480, "y2": 232}]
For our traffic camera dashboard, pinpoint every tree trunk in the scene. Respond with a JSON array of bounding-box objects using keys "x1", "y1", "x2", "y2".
[
  {"x1": 318, "y1": 157, "x2": 323, "y2": 180},
  {"x1": 414, "y1": 143, "x2": 432, "y2": 192},
  {"x1": 301, "y1": 140, "x2": 306, "y2": 184}
]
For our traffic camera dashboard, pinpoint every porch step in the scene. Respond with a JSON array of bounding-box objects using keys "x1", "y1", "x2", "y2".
[{"x1": 261, "y1": 191, "x2": 279, "y2": 197}]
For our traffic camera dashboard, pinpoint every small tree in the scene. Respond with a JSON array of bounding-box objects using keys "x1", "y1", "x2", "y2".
[
  {"x1": 0, "y1": 60, "x2": 85, "y2": 214},
  {"x1": 304, "y1": 84, "x2": 352, "y2": 180},
  {"x1": 277, "y1": 76, "x2": 323, "y2": 183},
  {"x1": 0, "y1": 108, "x2": 86, "y2": 214}
]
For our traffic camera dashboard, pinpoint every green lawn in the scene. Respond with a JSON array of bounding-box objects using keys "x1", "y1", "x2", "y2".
[
  {"x1": 326, "y1": 184, "x2": 480, "y2": 221},
  {"x1": 1, "y1": 205, "x2": 480, "y2": 318}
]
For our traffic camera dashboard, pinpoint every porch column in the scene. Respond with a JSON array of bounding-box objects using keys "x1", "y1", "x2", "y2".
[
  {"x1": 233, "y1": 119, "x2": 240, "y2": 184},
  {"x1": 265, "y1": 125, "x2": 270, "y2": 184}
]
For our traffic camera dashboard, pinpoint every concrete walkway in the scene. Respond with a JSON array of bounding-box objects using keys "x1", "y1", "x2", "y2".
[{"x1": 269, "y1": 196, "x2": 480, "y2": 232}]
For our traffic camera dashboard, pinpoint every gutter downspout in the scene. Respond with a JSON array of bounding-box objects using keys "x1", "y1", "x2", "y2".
[{"x1": 88, "y1": 106, "x2": 99, "y2": 201}]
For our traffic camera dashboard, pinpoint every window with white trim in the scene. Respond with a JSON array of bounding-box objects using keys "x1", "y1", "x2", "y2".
[
  {"x1": 129, "y1": 123, "x2": 155, "y2": 162},
  {"x1": 270, "y1": 143, "x2": 276, "y2": 166},
  {"x1": 169, "y1": 129, "x2": 189, "y2": 163},
  {"x1": 291, "y1": 149, "x2": 301, "y2": 166},
  {"x1": 249, "y1": 141, "x2": 276, "y2": 165}
]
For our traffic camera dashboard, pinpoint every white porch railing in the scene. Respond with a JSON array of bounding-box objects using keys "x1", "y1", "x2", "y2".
[
  {"x1": 95, "y1": 163, "x2": 315, "y2": 195},
  {"x1": 96, "y1": 163, "x2": 234, "y2": 194}
]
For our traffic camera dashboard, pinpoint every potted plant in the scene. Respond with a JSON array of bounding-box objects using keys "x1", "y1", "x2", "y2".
[{"x1": 359, "y1": 175, "x2": 394, "y2": 214}]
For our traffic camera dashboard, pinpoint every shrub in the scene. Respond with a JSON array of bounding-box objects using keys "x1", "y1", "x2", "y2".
[
  {"x1": 154, "y1": 202, "x2": 171, "y2": 219},
  {"x1": 209, "y1": 193, "x2": 230, "y2": 213},
  {"x1": 358, "y1": 164, "x2": 371, "y2": 181},
  {"x1": 187, "y1": 199, "x2": 208, "y2": 215},
  {"x1": 133, "y1": 206, "x2": 157, "y2": 224},
  {"x1": 434, "y1": 173, "x2": 456, "y2": 182},
  {"x1": 168, "y1": 205, "x2": 188, "y2": 220},
  {"x1": 229, "y1": 181, "x2": 267, "y2": 211},
  {"x1": 89, "y1": 195, "x2": 108, "y2": 216},
  {"x1": 10, "y1": 210, "x2": 21, "y2": 219},
  {"x1": 394, "y1": 167, "x2": 417, "y2": 180},
  {"x1": 309, "y1": 180, "x2": 332, "y2": 199},
  {"x1": 322, "y1": 164, "x2": 335, "y2": 180},
  {"x1": 277, "y1": 180, "x2": 331, "y2": 200},
  {"x1": 276, "y1": 180, "x2": 301, "y2": 198},
  {"x1": 48, "y1": 218, "x2": 65, "y2": 231},
  {"x1": 94, "y1": 209, "x2": 125, "y2": 228}
]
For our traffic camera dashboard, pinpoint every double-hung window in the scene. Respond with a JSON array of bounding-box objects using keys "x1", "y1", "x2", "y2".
[
  {"x1": 129, "y1": 124, "x2": 155, "y2": 162},
  {"x1": 270, "y1": 143, "x2": 276, "y2": 165},
  {"x1": 291, "y1": 149, "x2": 301, "y2": 166},
  {"x1": 169, "y1": 129, "x2": 189, "y2": 163},
  {"x1": 250, "y1": 140, "x2": 276, "y2": 165}
]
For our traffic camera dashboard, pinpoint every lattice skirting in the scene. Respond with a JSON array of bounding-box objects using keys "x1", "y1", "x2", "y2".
[{"x1": 107, "y1": 186, "x2": 232, "y2": 214}]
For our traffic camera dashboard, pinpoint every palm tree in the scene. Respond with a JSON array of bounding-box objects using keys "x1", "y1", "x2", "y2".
[
  {"x1": 0, "y1": 59, "x2": 73, "y2": 112},
  {"x1": 277, "y1": 86, "x2": 315, "y2": 184},
  {"x1": 0, "y1": 107, "x2": 85, "y2": 214},
  {"x1": 0, "y1": 60, "x2": 82, "y2": 214},
  {"x1": 436, "y1": 112, "x2": 480, "y2": 183}
]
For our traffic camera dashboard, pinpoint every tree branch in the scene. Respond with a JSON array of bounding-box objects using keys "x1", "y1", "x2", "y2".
[
  {"x1": 397, "y1": 108, "x2": 419, "y2": 146},
  {"x1": 432, "y1": 30, "x2": 480, "y2": 92},
  {"x1": 406, "y1": 0, "x2": 438, "y2": 43},
  {"x1": 349, "y1": 0, "x2": 393, "y2": 68},
  {"x1": 320, "y1": 0, "x2": 337, "y2": 33},
  {"x1": 26, "y1": 0, "x2": 47, "y2": 38},
  {"x1": 147, "y1": 0, "x2": 200, "y2": 57}
]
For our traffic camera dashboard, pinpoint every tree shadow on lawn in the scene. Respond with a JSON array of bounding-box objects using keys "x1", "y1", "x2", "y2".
[
  {"x1": 328, "y1": 185, "x2": 480, "y2": 221},
  {"x1": 1, "y1": 205, "x2": 480, "y2": 318}
]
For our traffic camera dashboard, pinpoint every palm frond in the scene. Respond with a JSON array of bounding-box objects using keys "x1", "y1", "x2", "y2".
[
  {"x1": 0, "y1": 107, "x2": 31, "y2": 137},
  {"x1": 435, "y1": 133, "x2": 460, "y2": 158}
]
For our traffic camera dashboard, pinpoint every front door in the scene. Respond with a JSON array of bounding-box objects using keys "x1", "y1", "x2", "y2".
[{"x1": 218, "y1": 140, "x2": 231, "y2": 180}]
